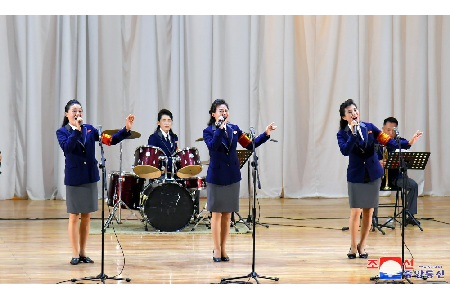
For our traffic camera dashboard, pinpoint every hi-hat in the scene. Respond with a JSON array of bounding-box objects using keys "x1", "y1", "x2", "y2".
[{"x1": 104, "y1": 129, "x2": 141, "y2": 139}]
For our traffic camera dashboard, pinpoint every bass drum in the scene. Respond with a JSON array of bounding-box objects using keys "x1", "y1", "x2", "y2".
[{"x1": 143, "y1": 182, "x2": 194, "y2": 232}]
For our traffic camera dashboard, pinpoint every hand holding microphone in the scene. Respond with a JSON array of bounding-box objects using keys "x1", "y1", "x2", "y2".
[
  {"x1": 216, "y1": 115, "x2": 227, "y2": 129},
  {"x1": 351, "y1": 120, "x2": 358, "y2": 136},
  {"x1": 75, "y1": 117, "x2": 84, "y2": 131}
]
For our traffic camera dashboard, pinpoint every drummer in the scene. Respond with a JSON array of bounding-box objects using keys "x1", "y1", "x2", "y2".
[
  {"x1": 147, "y1": 109, "x2": 201, "y2": 214},
  {"x1": 147, "y1": 109, "x2": 179, "y2": 177}
]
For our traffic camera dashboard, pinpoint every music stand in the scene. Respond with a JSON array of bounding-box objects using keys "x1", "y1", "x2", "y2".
[
  {"x1": 373, "y1": 150, "x2": 430, "y2": 284},
  {"x1": 385, "y1": 151, "x2": 429, "y2": 231}
]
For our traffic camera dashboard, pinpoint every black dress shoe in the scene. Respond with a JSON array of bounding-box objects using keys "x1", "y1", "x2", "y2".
[
  {"x1": 79, "y1": 256, "x2": 94, "y2": 263},
  {"x1": 70, "y1": 258, "x2": 80, "y2": 265},
  {"x1": 347, "y1": 248, "x2": 356, "y2": 259},
  {"x1": 212, "y1": 251, "x2": 221, "y2": 262},
  {"x1": 221, "y1": 256, "x2": 230, "y2": 262},
  {"x1": 357, "y1": 244, "x2": 368, "y2": 259}
]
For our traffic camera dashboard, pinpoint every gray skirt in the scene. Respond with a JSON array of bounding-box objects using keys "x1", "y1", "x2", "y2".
[
  {"x1": 348, "y1": 177, "x2": 381, "y2": 208},
  {"x1": 66, "y1": 182, "x2": 98, "y2": 214},
  {"x1": 207, "y1": 182, "x2": 240, "y2": 212}
]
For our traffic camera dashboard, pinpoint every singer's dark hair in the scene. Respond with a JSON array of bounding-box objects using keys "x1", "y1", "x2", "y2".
[
  {"x1": 208, "y1": 99, "x2": 229, "y2": 126},
  {"x1": 61, "y1": 99, "x2": 82, "y2": 127},
  {"x1": 383, "y1": 117, "x2": 398, "y2": 126},
  {"x1": 339, "y1": 99, "x2": 357, "y2": 130},
  {"x1": 154, "y1": 109, "x2": 175, "y2": 136}
]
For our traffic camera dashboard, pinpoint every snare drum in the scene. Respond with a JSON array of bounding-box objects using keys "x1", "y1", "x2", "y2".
[
  {"x1": 133, "y1": 145, "x2": 166, "y2": 179},
  {"x1": 142, "y1": 182, "x2": 194, "y2": 232},
  {"x1": 176, "y1": 176, "x2": 206, "y2": 191},
  {"x1": 174, "y1": 147, "x2": 202, "y2": 178},
  {"x1": 107, "y1": 171, "x2": 145, "y2": 210}
]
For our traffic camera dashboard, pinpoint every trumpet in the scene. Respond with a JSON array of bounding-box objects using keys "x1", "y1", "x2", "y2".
[{"x1": 382, "y1": 146, "x2": 391, "y2": 190}]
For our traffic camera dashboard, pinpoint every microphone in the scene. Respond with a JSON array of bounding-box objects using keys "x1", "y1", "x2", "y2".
[
  {"x1": 216, "y1": 116, "x2": 225, "y2": 127},
  {"x1": 249, "y1": 126, "x2": 256, "y2": 137},
  {"x1": 352, "y1": 123, "x2": 357, "y2": 136},
  {"x1": 98, "y1": 125, "x2": 102, "y2": 137},
  {"x1": 76, "y1": 117, "x2": 84, "y2": 128},
  {"x1": 393, "y1": 127, "x2": 400, "y2": 137}
]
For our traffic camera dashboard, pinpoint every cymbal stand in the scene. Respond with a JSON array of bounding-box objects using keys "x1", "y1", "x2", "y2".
[
  {"x1": 104, "y1": 142, "x2": 137, "y2": 229},
  {"x1": 231, "y1": 212, "x2": 252, "y2": 232},
  {"x1": 191, "y1": 201, "x2": 211, "y2": 231}
]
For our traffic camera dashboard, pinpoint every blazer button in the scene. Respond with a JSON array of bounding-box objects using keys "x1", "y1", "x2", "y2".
[
  {"x1": 84, "y1": 162, "x2": 87, "y2": 164},
  {"x1": 227, "y1": 164, "x2": 230, "y2": 166}
]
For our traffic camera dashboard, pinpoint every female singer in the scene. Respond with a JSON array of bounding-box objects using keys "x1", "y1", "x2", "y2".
[
  {"x1": 203, "y1": 99, "x2": 277, "y2": 262},
  {"x1": 337, "y1": 99, "x2": 397, "y2": 259},
  {"x1": 56, "y1": 99, "x2": 135, "y2": 265}
]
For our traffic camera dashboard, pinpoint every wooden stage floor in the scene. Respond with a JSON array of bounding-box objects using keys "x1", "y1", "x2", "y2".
[{"x1": 0, "y1": 195, "x2": 449, "y2": 285}]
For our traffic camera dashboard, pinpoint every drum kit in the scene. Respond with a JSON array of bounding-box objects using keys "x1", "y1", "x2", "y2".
[{"x1": 103, "y1": 129, "x2": 208, "y2": 232}]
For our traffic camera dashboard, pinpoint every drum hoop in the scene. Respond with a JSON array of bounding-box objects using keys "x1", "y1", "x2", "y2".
[
  {"x1": 135, "y1": 145, "x2": 165, "y2": 153},
  {"x1": 175, "y1": 147, "x2": 198, "y2": 154}
]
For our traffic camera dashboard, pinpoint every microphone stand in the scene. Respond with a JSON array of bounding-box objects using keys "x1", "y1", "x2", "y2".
[
  {"x1": 397, "y1": 133, "x2": 412, "y2": 284},
  {"x1": 221, "y1": 128, "x2": 279, "y2": 284},
  {"x1": 372, "y1": 132, "x2": 412, "y2": 284},
  {"x1": 71, "y1": 125, "x2": 130, "y2": 284}
]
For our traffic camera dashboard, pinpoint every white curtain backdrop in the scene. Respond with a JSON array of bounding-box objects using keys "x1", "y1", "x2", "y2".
[{"x1": 0, "y1": 15, "x2": 449, "y2": 200}]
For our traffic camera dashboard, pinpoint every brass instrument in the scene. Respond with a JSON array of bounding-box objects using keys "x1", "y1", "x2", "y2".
[{"x1": 382, "y1": 146, "x2": 391, "y2": 190}]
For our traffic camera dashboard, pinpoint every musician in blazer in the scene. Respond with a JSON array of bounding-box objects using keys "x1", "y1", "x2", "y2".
[
  {"x1": 203, "y1": 99, "x2": 277, "y2": 262},
  {"x1": 147, "y1": 109, "x2": 179, "y2": 178},
  {"x1": 56, "y1": 99, "x2": 135, "y2": 265},
  {"x1": 374, "y1": 117, "x2": 423, "y2": 225},
  {"x1": 337, "y1": 99, "x2": 398, "y2": 259}
]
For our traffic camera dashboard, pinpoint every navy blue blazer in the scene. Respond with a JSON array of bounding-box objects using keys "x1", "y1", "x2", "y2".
[
  {"x1": 203, "y1": 123, "x2": 270, "y2": 186},
  {"x1": 337, "y1": 122, "x2": 398, "y2": 183},
  {"x1": 375, "y1": 136, "x2": 411, "y2": 180},
  {"x1": 147, "y1": 130, "x2": 179, "y2": 172},
  {"x1": 56, "y1": 124, "x2": 131, "y2": 186}
]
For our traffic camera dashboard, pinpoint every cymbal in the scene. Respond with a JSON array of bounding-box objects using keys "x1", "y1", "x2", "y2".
[
  {"x1": 176, "y1": 165, "x2": 203, "y2": 179},
  {"x1": 201, "y1": 160, "x2": 209, "y2": 165},
  {"x1": 195, "y1": 137, "x2": 204, "y2": 142},
  {"x1": 103, "y1": 129, "x2": 141, "y2": 139},
  {"x1": 133, "y1": 165, "x2": 161, "y2": 179}
]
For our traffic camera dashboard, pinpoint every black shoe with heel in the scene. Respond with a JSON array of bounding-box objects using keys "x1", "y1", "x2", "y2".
[
  {"x1": 70, "y1": 257, "x2": 80, "y2": 265},
  {"x1": 79, "y1": 256, "x2": 94, "y2": 263},
  {"x1": 357, "y1": 244, "x2": 368, "y2": 259},
  {"x1": 212, "y1": 250, "x2": 221, "y2": 262},
  {"x1": 347, "y1": 248, "x2": 357, "y2": 259}
]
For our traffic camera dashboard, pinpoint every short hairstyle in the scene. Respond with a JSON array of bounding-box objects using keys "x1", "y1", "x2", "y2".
[{"x1": 383, "y1": 117, "x2": 398, "y2": 126}]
